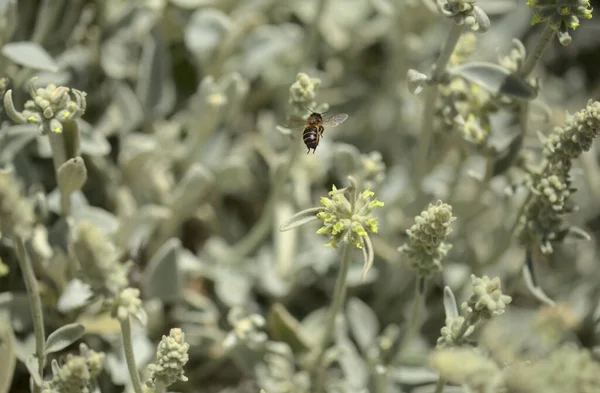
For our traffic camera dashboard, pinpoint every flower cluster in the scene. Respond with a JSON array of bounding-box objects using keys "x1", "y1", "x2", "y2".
[
  {"x1": 146, "y1": 328, "x2": 190, "y2": 388},
  {"x1": 437, "y1": 0, "x2": 490, "y2": 32},
  {"x1": 223, "y1": 307, "x2": 268, "y2": 350},
  {"x1": 288, "y1": 72, "x2": 322, "y2": 119},
  {"x1": 109, "y1": 287, "x2": 147, "y2": 325},
  {"x1": 462, "y1": 275, "x2": 513, "y2": 320},
  {"x1": 519, "y1": 100, "x2": 600, "y2": 253},
  {"x1": 0, "y1": 168, "x2": 35, "y2": 237},
  {"x1": 528, "y1": 0, "x2": 593, "y2": 45},
  {"x1": 70, "y1": 220, "x2": 131, "y2": 296},
  {"x1": 437, "y1": 275, "x2": 512, "y2": 348},
  {"x1": 503, "y1": 344, "x2": 600, "y2": 393},
  {"x1": 4, "y1": 77, "x2": 86, "y2": 134},
  {"x1": 41, "y1": 344, "x2": 105, "y2": 393},
  {"x1": 399, "y1": 200, "x2": 456, "y2": 277},
  {"x1": 316, "y1": 185, "x2": 383, "y2": 249}
]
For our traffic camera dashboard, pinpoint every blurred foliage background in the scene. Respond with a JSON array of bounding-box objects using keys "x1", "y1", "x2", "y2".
[{"x1": 1, "y1": 0, "x2": 600, "y2": 393}]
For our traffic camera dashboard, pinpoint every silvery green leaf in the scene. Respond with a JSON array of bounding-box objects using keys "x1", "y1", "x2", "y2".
[
  {"x1": 370, "y1": 0, "x2": 394, "y2": 15},
  {"x1": 0, "y1": 0, "x2": 17, "y2": 46},
  {"x1": 278, "y1": 207, "x2": 322, "y2": 232},
  {"x1": 472, "y1": 6, "x2": 491, "y2": 33},
  {"x1": 95, "y1": 83, "x2": 144, "y2": 137},
  {"x1": 523, "y1": 251, "x2": 555, "y2": 307},
  {"x1": 2, "y1": 41, "x2": 59, "y2": 72},
  {"x1": 214, "y1": 268, "x2": 252, "y2": 307},
  {"x1": 276, "y1": 125, "x2": 292, "y2": 136},
  {"x1": 185, "y1": 9, "x2": 230, "y2": 63},
  {"x1": 0, "y1": 124, "x2": 38, "y2": 163},
  {"x1": 0, "y1": 293, "x2": 33, "y2": 333},
  {"x1": 449, "y1": 62, "x2": 537, "y2": 99},
  {"x1": 24, "y1": 355, "x2": 43, "y2": 387},
  {"x1": 335, "y1": 316, "x2": 369, "y2": 388},
  {"x1": 72, "y1": 206, "x2": 119, "y2": 234},
  {"x1": 142, "y1": 238, "x2": 182, "y2": 303},
  {"x1": 347, "y1": 297, "x2": 380, "y2": 353},
  {"x1": 476, "y1": 0, "x2": 517, "y2": 14},
  {"x1": 333, "y1": 143, "x2": 361, "y2": 175},
  {"x1": 47, "y1": 189, "x2": 89, "y2": 215},
  {"x1": 115, "y1": 204, "x2": 170, "y2": 252},
  {"x1": 78, "y1": 120, "x2": 111, "y2": 156},
  {"x1": 443, "y1": 286, "x2": 459, "y2": 319},
  {"x1": 105, "y1": 329, "x2": 154, "y2": 385},
  {"x1": 44, "y1": 323, "x2": 85, "y2": 355},
  {"x1": 217, "y1": 157, "x2": 253, "y2": 194},
  {"x1": 267, "y1": 303, "x2": 311, "y2": 353},
  {"x1": 137, "y1": 28, "x2": 167, "y2": 114},
  {"x1": 388, "y1": 366, "x2": 439, "y2": 385},
  {"x1": 300, "y1": 307, "x2": 328, "y2": 348},
  {"x1": 171, "y1": 0, "x2": 215, "y2": 8},
  {"x1": 57, "y1": 279, "x2": 93, "y2": 313},
  {"x1": 0, "y1": 317, "x2": 16, "y2": 393},
  {"x1": 57, "y1": 156, "x2": 87, "y2": 197},
  {"x1": 361, "y1": 234, "x2": 375, "y2": 280},
  {"x1": 564, "y1": 226, "x2": 591, "y2": 242}
]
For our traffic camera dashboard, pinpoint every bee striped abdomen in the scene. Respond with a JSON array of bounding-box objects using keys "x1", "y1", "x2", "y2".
[{"x1": 303, "y1": 126, "x2": 320, "y2": 153}]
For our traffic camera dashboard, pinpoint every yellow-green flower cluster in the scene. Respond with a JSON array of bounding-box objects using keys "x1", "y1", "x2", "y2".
[
  {"x1": 528, "y1": 0, "x2": 593, "y2": 45},
  {"x1": 3, "y1": 76, "x2": 86, "y2": 134},
  {"x1": 398, "y1": 200, "x2": 456, "y2": 277},
  {"x1": 146, "y1": 328, "x2": 190, "y2": 388},
  {"x1": 316, "y1": 185, "x2": 384, "y2": 249}
]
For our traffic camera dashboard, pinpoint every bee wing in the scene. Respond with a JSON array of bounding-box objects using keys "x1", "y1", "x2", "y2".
[
  {"x1": 286, "y1": 118, "x2": 307, "y2": 130},
  {"x1": 322, "y1": 113, "x2": 349, "y2": 127}
]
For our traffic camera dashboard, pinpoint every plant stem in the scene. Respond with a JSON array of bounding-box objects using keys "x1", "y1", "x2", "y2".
[
  {"x1": 397, "y1": 275, "x2": 425, "y2": 360},
  {"x1": 415, "y1": 23, "x2": 465, "y2": 189},
  {"x1": 312, "y1": 242, "x2": 353, "y2": 393},
  {"x1": 519, "y1": 23, "x2": 556, "y2": 78},
  {"x1": 14, "y1": 233, "x2": 45, "y2": 393},
  {"x1": 434, "y1": 377, "x2": 446, "y2": 393},
  {"x1": 119, "y1": 318, "x2": 144, "y2": 393}
]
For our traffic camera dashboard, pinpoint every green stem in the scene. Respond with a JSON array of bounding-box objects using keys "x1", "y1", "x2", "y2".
[
  {"x1": 434, "y1": 377, "x2": 446, "y2": 393},
  {"x1": 119, "y1": 318, "x2": 144, "y2": 393},
  {"x1": 14, "y1": 233, "x2": 45, "y2": 393},
  {"x1": 48, "y1": 132, "x2": 70, "y2": 216},
  {"x1": 415, "y1": 23, "x2": 465, "y2": 188},
  {"x1": 397, "y1": 275, "x2": 425, "y2": 360},
  {"x1": 312, "y1": 242, "x2": 353, "y2": 393},
  {"x1": 519, "y1": 23, "x2": 556, "y2": 78},
  {"x1": 231, "y1": 143, "x2": 301, "y2": 259}
]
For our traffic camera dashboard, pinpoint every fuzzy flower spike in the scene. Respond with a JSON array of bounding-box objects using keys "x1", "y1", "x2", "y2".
[{"x1": 280, "y1": 176, "x2": 384, "y2": 279}]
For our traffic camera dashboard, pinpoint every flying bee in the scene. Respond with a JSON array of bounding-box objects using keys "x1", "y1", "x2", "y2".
[{"x1": 288, "y1": 109, "x2": 349, "y2": 154}]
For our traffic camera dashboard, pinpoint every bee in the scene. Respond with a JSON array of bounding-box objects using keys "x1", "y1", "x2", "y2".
[{"x1": 288, "y1": 109, "x2": 349, "y2": 154}]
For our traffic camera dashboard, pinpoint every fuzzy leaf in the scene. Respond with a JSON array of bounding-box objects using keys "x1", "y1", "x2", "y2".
[
  {"x1": 361, "y1": 234, "x2": 375, "y2": 280},
  {"x1": 523, "y1": 251, "x2": 555, "y2": 307},
  {"x1": 2, "y1": 41, "x2": 59, "y2": 72},
  {"x1": 24, "y1": 356, "x2": 43, "y2": 387},
  {"x1": 279, "y1": 207, "x2": 322, "y2": 231},
  {"x1": 267, "y1": 303, "x2": 312, "y2": 353},
  {"x1": 44, "y1": 323, "x2": 85, "y2": 355},
  {"x1": 0, "y1": 318, "x2": 16, "y2": 393},
  {"x1": 142, "y1": 238, "x2": 182, "y2": 303},
  {"x1": 443, "y1": 286, "x2": 459, "y2": 319},
  {"x1": 57, "y1": 156, "x2": 88, "y2": 197},
  {"x1": 137, "y1": 28, "x2": 167, "y2": 113},
  {"x1": 347, "y1": 297, "x2": 380, "y2": 353},
  {"x1": 449, "y1": 62, "x2": 537, "y2": 99}
]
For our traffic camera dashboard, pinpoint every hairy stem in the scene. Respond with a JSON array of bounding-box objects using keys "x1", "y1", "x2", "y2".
[
  {"x1": 120, "y1": 318, "x2": 144, "y2": 393},
  {"x1": 14, "y1": 233, "x2": 45, "y2": 393},
  {"x1": 313, "y1": 242, "x2": 353, "y2": 393},
  {"x1": 397, "y1": 275, "x2": 425, "y2": 360},
  {"x1": 415, "y1": 23, "x2": 465, "y2": 188},
  {"x1": 519, "y1": 22, "x2": 556, "y2": 78}
]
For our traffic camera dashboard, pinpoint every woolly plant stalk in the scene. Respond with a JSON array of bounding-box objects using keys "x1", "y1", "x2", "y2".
[{"x1": 14, "y1": 233, "x2": 45, "y2": 393}]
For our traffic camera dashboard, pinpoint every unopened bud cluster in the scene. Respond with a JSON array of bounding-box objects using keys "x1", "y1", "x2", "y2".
[
  {"x1": 437, "y1": 275, "x2": 512, "y2": 348},
  {"x1": 288, "y1": 72, "x2": 321, "y2": 118},
  {"x1": 0, "y1": 169, "x2": 35, "y2": 236},
  {"x1": 528, "y1": 0, "x2": 593, "y2": 45},
  {"x1": 109, "y1": 287, "x2": 147, "y2": 325},
  {"x1": 146, "y1": 328, "x2": 190, "y2": 388},
  {"x1": 223, "y1": 307, "x2": 268, "y2": 350},
  {"x1": 519, "y1": 100, "x2": 600, "y2": 253},
  {"x1": 437, "y1": 0, "x2": 490, "y2": 32},
  {"x1": 42, "y1": 344, "x2": 105, "y2": 393},
  {"x1": 3, "y1": 77, "x2": 86, "y2": 134},
  {"x1": 399, "y1": 200, "x2": 456, "y2": 277}
]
